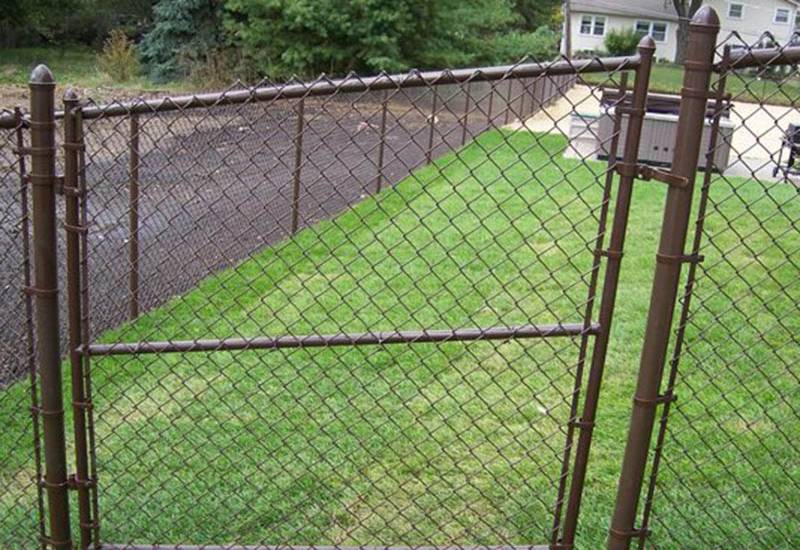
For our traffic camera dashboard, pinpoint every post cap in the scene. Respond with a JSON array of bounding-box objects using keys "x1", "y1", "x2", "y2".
[
  {"x1": 29, "y1": 64, "x2": 55, "y2": 85},
  {"x1": 691, "y1": 5, "x2": 720, "y2": 28},
  {"x1": 637, "y1": 35, "x2": 656, "y2": 51},
  {"x1": 63, "y1": 88, "x2": 79, "y2": 102}
]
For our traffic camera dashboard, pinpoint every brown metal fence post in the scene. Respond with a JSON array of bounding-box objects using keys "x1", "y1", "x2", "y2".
[
  {"x1": 487, "y1": 82, "x2": 495, "y2": 125},
  {"x1": 128, "y1": 113, "x2": 140, "y2": 319},
  {"x1": 461, "y1": 82, "x2": 471, "y2": 146},
  {"x1": 557, "y1": 37, "x2": 655, "y2": 548},
  {"x1": 635, "y1": 45, "x2": 731, "y2": 549},
  {"x1": 64, "y1": 89, "x2": 94, "y2": 550},
  {"x1": 291, "y1": 98, "x2": 305, "y2": 234},
  {"x1": 504, "y1": 79, "x2": 513, "y2": 124},
  {"x1": 518, "y1": 79, "x2": 527, "y2": 121},
  {"x1": 607, "y1": 8, "x2": 719, "y2": 550},
  {"x1": 29, "y1": 64, "x2": 72, "y2": 550},
  {"x1": 426, "y1": 87, "x2": 438, "y2": 163},
  {"x1": 375, "y1": 90, "x2": 388, "y2": 192}
]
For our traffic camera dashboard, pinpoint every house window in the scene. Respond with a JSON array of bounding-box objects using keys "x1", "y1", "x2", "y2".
[
  {"x1": 635, "y1": 20, "x2": 668, "y2": 42},
  {"x1": 580, "y1": 15, "x2": 606, "y2": 36},
  {"x1": 775, "y1": 8, "x2": 791, "y2": 24},
  {"x1": 728, "y1": 3, "x2": 743, "y2": 19}
]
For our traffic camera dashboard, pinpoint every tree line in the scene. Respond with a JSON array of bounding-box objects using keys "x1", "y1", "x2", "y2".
[{"x1": 2, "y1": 0, "x2": 564, "y2": 82}]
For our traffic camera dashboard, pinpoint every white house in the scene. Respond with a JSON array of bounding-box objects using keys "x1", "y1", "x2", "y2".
[{"x1": 564, "y1": 0, "x2": 800, "y2": 61}]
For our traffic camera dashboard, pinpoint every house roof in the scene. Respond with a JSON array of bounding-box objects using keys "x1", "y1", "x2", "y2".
[
  {"x1": 571, "y1": 0, "x2": 800, "y2": 22},
  {"x1": 570, "y1": 0, "x2": 679, "y2": 21}
]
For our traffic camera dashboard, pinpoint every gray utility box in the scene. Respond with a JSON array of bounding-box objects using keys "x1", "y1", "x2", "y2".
[{"x1": 597, "y1": 91, "x2": 734, "y2": 172}]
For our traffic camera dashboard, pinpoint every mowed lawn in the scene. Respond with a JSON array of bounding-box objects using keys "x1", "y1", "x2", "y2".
[
  {"x1": 583, "y1": 62, "x2": 800, "y2": 107},
  {"x1": 1, "y1": 130, "x2": 798, "y2": 548}
]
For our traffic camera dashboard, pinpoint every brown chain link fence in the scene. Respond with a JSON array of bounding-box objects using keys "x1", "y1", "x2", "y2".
[
  {"x1": 0, "y1": 108, "x2": 47, "y2": 548},
  {"x1": 636, "y1": 32, "x2": 800, "y2": 550},
  {"x1": 1, "y1": 7, "x2": 799, "y2": 550},
  {"x1": 3, "y1": 50, "x2": 648, "y2": 549},
  {"x1": 73, "y1": 60, "x2": 633, "y2": 549}
]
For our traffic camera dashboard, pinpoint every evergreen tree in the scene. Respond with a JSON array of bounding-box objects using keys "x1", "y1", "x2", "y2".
[{"x1": 139, "y1": 0, "x2": 225, "y2": 81}]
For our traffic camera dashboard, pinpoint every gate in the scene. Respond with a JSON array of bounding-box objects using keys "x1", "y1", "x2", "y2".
[
  {"x1": 2, "y1": 6, "x2": 799, "y2": 550},
  {"x1": 608, "y1": 10, "x2": 800, "y2": 550},
  {"x1": 6, "y1": 36, "x2": 658, "y2": 550}
]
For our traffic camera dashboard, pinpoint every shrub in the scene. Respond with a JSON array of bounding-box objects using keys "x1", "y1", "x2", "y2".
[
  {"x1": 490, "y1": 26, "x2": 560, "y2": 63},
  {"x1": 223, "y1": 0, "x2": 524, "y2": 79},
  {"x1": 185, "y1": 48, "x2": 248, "y2": 89},
  {"x1": 604, "y1": 28, "x2": 641, "y2": 56},
  {"x1": 97, "y1": 29, "x2": 139, "y2": 82}
]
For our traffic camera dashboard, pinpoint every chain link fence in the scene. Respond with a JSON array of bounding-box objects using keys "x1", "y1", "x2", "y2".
[
  {"x1": 0, "y1": 109, "x2": 46, "y2": 549},
  {"x1": 640, "y1": 32, "x2": 800, "y2": 549},
  {"x1": 2, "y1": 10, "x2": 799, "y2": 549},
  {"x1": 76, "y1": 63, "x2": 625, "y2": 549}
]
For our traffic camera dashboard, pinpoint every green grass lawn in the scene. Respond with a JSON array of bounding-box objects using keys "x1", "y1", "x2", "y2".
[
  {"x1": 583, "y1": 62, "x2": 800, "y2": 106},
  {"x1": 0, "y1": 129, "x2": 797, "y2": 548},
  {"x1": 0, "y1": 47, "x2": 182, "y2": 91}
]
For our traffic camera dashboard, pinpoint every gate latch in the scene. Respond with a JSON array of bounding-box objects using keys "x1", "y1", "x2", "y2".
[{"x1": 616, "y1": 162, "x2": 689, "y2": 188}]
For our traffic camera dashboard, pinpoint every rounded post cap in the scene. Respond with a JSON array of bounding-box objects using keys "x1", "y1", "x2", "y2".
[
  {"x1": 691, "y1": 5, "x2": 720, "y2": 28},
  {"x1": 637, "y1": 35, "x2": 656, "y2": 51},
  {"x1": 63, "y1": 88, "x2": 79, "y2": 102},
  {"x1": 29, "y1": 64, "x2": 55, "y2": 85}
]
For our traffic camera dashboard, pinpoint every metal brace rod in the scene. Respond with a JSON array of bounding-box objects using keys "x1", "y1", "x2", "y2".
[{"x1": 80, "y1": 322, "x2": 601, "y2": 356}]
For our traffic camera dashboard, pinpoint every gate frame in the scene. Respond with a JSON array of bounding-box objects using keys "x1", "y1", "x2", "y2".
[
  {"x1": 554, "y1": 36, "x2": 655, "y2": 549},
  {"x1": 19, "y1": 42, "x2": 679, "y2": 550}
]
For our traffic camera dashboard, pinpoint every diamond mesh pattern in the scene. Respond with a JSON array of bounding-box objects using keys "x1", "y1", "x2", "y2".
[
  {"x1": 71, "y1": 63, "x2": 630, "y2": 548},
  {"x1": 642, "y1": 33, "x2": 800, "y2": 549},
  {"x1": 0, "y1": 110, "x2": 46, "y2": 549}
]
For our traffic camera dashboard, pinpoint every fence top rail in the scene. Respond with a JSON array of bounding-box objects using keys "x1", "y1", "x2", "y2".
[
  {"x1": 718, "y1": 44, "x2": 800, "y2": 71},
  {"x1": 0, "y1": 53, "x2": 640, "y2": 128}
]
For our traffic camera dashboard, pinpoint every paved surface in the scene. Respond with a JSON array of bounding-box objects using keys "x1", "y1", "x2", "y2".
[{"x1": 527, "y1": 84, "x2": 796, "y2": 180}]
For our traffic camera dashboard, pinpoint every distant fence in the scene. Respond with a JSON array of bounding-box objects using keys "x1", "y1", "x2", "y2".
[{"x1": 0, "y1": 71, "x2": 574, "y2": 387}]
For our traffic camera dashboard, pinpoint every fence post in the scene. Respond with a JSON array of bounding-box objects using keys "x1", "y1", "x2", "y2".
[
  {"x1": 64, "y1": 88, "x2": 94, "y2": 550},
  {"x1": 504, "y1": 79, "x2": 513, "y2": 124},
  {"x1": 557, "y1": 36, "x2": 655, "y2": 548},
  {"x1": 128, "y1": 113, "x2": 140, "y2": 319},
  {"x1": 291, "y1": 98, "x2": 305, "y2": 234},
  {"x1": 487, "y1": 83, "x2": 495, "y2": 125},
  {"x1": 607, "y1": 8, "x2": 719, "y2": 550},
  {"x1": 128, "y1": 114, "x2": 139, "y2": 319},
  {"x1": 460, "y1": 82, "x2": 471, "y2": 146},
  {"x1": 375, "y1": 90, "x2": 388, "y2": 192},
  {"x1": 29, "y1": 64, "x2": 72, "y2": 550},
  {"x1": 426, "y1": 87, "x2": 438, "y2": 163}
]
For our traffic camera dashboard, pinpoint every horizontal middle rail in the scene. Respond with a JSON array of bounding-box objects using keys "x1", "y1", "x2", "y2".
[
  {"x1": 99, "y1": 545, "x2": 550, "y2": 550},
  {"x1": 81, "y1": 322, "x2": 600, "y2": 356}
]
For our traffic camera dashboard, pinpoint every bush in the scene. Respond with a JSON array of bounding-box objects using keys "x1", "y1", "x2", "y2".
[
  {"x1": 224, "y1": 0, "x2": 524, "y2": 79},
  {"x1": 185, "y1": 48, "x2": 249, "y2": 88},
  {"x1": 489, "y1": 26, "x2": 560, "y2": 63},
  {"x1": 604, "y1": 28, "x2": 640, "y2": 56},
  {"x1": 97, "y1": 29, "x2": 139, "y2": 82},
  {"x1": 140, "y1": 0, "x2": 226, "y2": 83}
]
